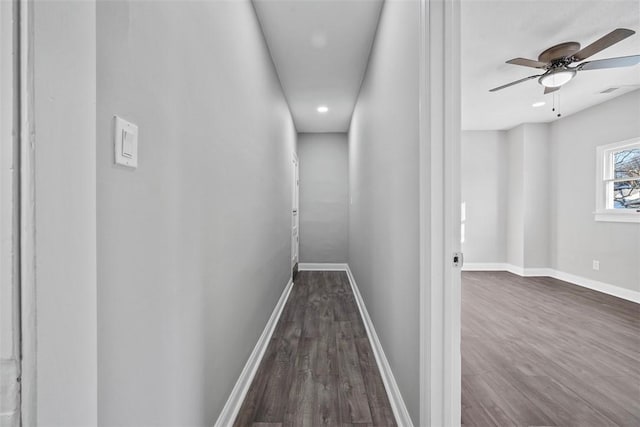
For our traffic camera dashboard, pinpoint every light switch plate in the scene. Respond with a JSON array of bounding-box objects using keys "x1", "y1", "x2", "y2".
[{"x1": 114, "y1": 116, "x2": 138, "y2": 168}]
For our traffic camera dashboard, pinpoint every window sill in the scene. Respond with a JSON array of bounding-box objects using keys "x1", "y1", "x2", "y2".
[{"x1": 594, "y1": 211, "x2": 640, "y2": 223}]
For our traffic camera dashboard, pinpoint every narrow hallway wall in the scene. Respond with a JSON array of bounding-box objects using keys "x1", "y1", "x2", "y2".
[
  {"x1": 96, "y1": 1, "x2": 296, "y2": 424},
  {"x1": 32, "y1": 1, "x2": 98, "y2": 424},
  {"x1": 348, "y1": 0, "x2": 420, "y2": 422},
  {"x1": 298, "y1": 133, "x2": 349, "y2": 263}
]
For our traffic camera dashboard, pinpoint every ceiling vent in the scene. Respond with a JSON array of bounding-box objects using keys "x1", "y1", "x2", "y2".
[{"x1": 600, "y1": 87, "x2": 619, "y2": 94}]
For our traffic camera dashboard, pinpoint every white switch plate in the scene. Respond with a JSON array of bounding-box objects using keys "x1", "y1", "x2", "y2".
[
  {"x1": 592, "y1": 260, "x2": 600, "y2": 270},
  {"x1": 114, "y1": 116, "x2": 138, "y2": 168}
]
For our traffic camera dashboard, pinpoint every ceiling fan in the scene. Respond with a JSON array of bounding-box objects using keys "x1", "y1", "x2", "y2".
[{"x1": 490, "y1": 28, "x2": 640, "y2": 94}]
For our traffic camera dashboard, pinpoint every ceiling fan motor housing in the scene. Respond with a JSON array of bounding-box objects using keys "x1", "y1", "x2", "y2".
[{"x1": 538, "y1": 41, "x2": 582, "y2": 67}]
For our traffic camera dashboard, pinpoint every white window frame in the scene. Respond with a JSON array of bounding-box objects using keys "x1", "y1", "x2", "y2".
[{"x1": 595, "y1": 137, "x2": 640, "y2": 223}]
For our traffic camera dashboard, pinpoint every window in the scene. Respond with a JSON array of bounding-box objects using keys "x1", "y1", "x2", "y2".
[{"x1": 595, "y1": 138, "x2": 640, "y2": 223}]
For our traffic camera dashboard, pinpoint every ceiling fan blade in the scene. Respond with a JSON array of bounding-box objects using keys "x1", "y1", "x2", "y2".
[
  {"x1": 489, "y1": 75, "x2": 541, "y2": 92},
  {"x1": 578, "y1": 55, "x2": 640, "y2": 71},
  {"x1": 506, "y1": 58, "x2": 548, "y2": 69},
  {"x1": 573, "y1": 28, "x2": 636, "y2": 61},
  {"x1": 544, "y1": 86, "x2": 560, "y2": 95}
]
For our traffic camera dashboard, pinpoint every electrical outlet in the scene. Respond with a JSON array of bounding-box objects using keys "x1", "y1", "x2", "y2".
[{"x1": 592, "y1": 260, "x2": 600, "y2": 271}]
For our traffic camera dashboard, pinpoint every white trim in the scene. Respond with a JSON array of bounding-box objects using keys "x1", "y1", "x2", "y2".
[
  {"x1": 549, "y1": 270, "x2": 640, "y2": 304},
  {"x1": 463, "y1": 264, "x2": 639, "y2": 304},
  {"x1": 1, "y1": 0, "x2": 21, "y2": 424},
  {"x1": 214, "y1": 278, "x2": 294, "y2": 427},
  {"x1": 19, "y1": 0, "x2": 37, "y2": 423},
  {"x1": 463, "y1": 263, "x2": 553, "y2": 277},
  {"x1": 419, "y1": 0, "x2": 462, "y2": 425},
  {"x1": 298, "y1": 262, "x2": 348, "y2": 271},
  {"x1": 523, "y1": 268, "x2": 556, "y2": 277},
  {"x1": 462, "y1": 262, "x2": 510, "y2": 271},
  {"x1": 595, "y1": 137, "x2": 640, "y2": 222},
  {"x1": 505, "y1": 265, "x2": 553, "y2": 277},
  {"x1": 594, "y1": 211, "x2": 640, "y2": 223},
  {"x1": 345, "y1": 266, "x2": 413, "y2": 427}
]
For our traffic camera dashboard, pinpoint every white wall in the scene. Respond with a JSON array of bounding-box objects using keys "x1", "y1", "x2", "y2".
[
  {"x1": 550, "y1": 90, "x2": 640, "y2": 292},
  {"x1": 348, "y1": 0, "x2": 420, "y2": 422},
  {"x1": 298, "y1": 133, "x2": 349, "y2": 263},
  {"x1": 461, "y1": 131, "x2": 507, "y2": 263},
  {"x1": 33, "y1": 1, "x2": 98, "y2": 424},
  {"x1": 96, "y1": 1, "x2": 296, "y2": 425}
]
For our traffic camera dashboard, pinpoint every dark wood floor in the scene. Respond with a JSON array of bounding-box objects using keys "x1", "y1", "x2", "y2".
[
  {"x1": 234, "y1": 270, "x2": 396, "y2": 427},
  {"x1": 462, "y1": 271, "x2": 640, "y2": 427}
]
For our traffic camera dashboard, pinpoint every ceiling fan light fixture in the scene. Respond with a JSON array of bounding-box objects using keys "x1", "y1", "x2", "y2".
[{"x1": 538, "y1": 68, "x2": 576, "y2": 88}]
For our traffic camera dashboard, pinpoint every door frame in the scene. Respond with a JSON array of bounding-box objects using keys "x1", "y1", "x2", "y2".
[
  {"x1": 1, "y1": 0, "x2": 24, "y2": 425},
  {"x1": 291, "y1": 152, "x2": 299, "y2": 279},
  {"x1": 18, "y1": 0, "x2": 37, "y2": 423},
  {"x1": 419, "y1": 0, "x2": 462, "y2": 425}
]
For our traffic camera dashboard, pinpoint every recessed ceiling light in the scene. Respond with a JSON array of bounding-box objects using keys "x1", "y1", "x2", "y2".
[
  {"x1": 532, "y1": 101, "x2": 546, "y2": 108},
  {"x1": 317, "y1": 106, "x2": 329, "y2": 113}
]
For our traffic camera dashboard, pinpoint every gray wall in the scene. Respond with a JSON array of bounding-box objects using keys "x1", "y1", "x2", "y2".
[
  {"x1": 33, "y1": 1, "x2": 98, "y2": 424},
  {"x1": 96, "y1": 1, "x2": 296, "y2": 425},
  {"x1": 522, "y1": 124, "x2": 550, "y2": 269},
  {"x1": 462, "y1": 90, "x2": 639, "y2": 292},
  {"x1": 461, "y1": 131, "x2": 508, "y2": 263},
  {"x1": 506, "y1": 123, "x2": 551, "y2": 269},
  {"x1": 506, "y1": 125, "x2": 525, "y2": 267},
  {"x1": 348, "y1": 0, "x2": 420, "y2": 422},
  {"x1": 550, "y1": 90, "x2": 640, "y2": 291},
  {"x1": 298, "y1": 133, "x2": 349, "y2": 263}
]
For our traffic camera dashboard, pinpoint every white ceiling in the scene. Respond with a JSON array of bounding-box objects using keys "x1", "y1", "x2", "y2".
[
  {"x1": 462, "y1": 0, "x2": 640, "y2": 130},
  {"x1": 253, "y1": 0, "x2": 639, "y2": 133},
  {"x1": 253, "y1": 0, "x2": 384, "y2": 133}
]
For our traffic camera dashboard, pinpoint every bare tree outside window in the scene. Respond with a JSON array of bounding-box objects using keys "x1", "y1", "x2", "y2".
[{"x1": 614, "y1": 148, "x2": 640, "y2": 209}]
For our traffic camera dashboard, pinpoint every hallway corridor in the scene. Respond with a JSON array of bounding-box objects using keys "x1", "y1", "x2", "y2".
[{"x1": 234, "y1": 271, "x2": 396, "y2": 426}]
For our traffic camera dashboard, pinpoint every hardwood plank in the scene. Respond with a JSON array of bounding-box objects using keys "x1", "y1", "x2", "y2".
[
  {"x1": 314, "y1": 373, "x2": 341, "y2": 426},
  {"x1": 336, "y1": 321, "x2": 373, "y2": 424},
  {"x1": 315, "y1": 319, "x2": 338, "y2": 378},
  {"x1": 283, "y1": 338, "x2": 317, "y2": 426},
  {"x1": 254, "y1": 321, "x2": 301, "y2": 423},
  {"x1": 462, "y1": 271, "x2": 640, "y2": 427},
  {"x1": 233, "y1": 339, "x2": 278, "y2": 427},
  {"x1": 283, "y1": 369, "x2": 317, "y2": 427},
  {"x1": 355, "y1": 338, "x2": 396, "y2": 426},
  {"x1": 235, "y1": 271, "x2": 394, "y2": 426}
]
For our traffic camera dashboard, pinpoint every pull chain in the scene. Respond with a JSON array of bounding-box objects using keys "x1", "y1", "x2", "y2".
[{"x1": 551, "y1": 92, "x2": 562, "y2": 118}]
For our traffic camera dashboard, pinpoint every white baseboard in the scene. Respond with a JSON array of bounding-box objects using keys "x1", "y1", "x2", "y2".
[
  {"x1": 463, "y1": 263, "x2": 639, "y2": 304},
  {"x1": 298, "y1": 262, "x2": 348, "y2": 271},
  {"x1": 548, "y1": 270, "x2": 640, "y2": 304},
  {"x1": 463, "y1": 263, "x2": 552, "y2": 277},
  {"x1": 214, "y1": 278, "x2": 294, "y2": 427},
  {"x1": 345, "y1": 265, "x2": 414, "y2": 427},
  {"x1": 506, "y1": 265, "x2": 555, "y2": 277},
  {"x1": 462, "y1": 262, "x2": 509, "y2": 271}
]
